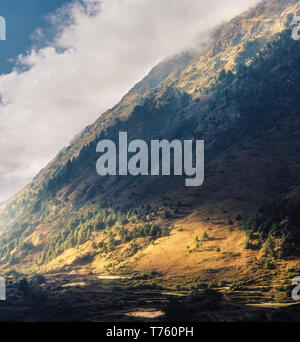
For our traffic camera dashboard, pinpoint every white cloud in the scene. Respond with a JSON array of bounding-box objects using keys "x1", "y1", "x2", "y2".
[{"x1": 0, "y1": 0, "x2": 258, "y2": 202}]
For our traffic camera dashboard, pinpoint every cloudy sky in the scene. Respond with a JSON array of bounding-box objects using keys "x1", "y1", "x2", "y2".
[{"x1": 0, "y1": 0, "x2": 259, "y2": 202}]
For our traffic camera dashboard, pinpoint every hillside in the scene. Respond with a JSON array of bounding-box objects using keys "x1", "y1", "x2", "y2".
[{"x1": 0, "y1": 0, "x2": 300, "y2": 322}]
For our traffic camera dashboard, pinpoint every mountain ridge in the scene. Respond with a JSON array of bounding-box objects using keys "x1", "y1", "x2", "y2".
[{"x1": 0, "y1": 0, "x2": 299, "y2": 289}]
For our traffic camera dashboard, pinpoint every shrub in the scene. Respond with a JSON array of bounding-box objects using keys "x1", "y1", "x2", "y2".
[
  {"x1": 202, "y1": 232, "x2": 209, "y2": 241},
  {"x1": 264, "y1": 257, "x2": 276, "y2": 270},
  {"x1": 279, "y1": 232, "x2": 295, "y2": 258},
  {"x1": 28, "y1": 274, "x2": 46, "y2": 285},
  {"x1": 244, "y1": 238, "x2": 253, "y2": 250},
  {"x1": 262, "y1": 236, "x2": 275, "y2": 257}
]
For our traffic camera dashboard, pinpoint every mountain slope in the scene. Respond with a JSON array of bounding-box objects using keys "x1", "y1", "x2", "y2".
[{"x1": 0, "y1": 0, "x2": 300, "y2": 294}]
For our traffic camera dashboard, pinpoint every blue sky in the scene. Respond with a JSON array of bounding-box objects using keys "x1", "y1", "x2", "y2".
[{"x1": 0, "y1": 0, "x2": 72, "y2": 74}]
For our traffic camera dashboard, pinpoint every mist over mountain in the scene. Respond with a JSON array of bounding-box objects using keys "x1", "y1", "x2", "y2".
[{"x1": 0, "y1": 0, "x2": 259, "y2": 203}]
